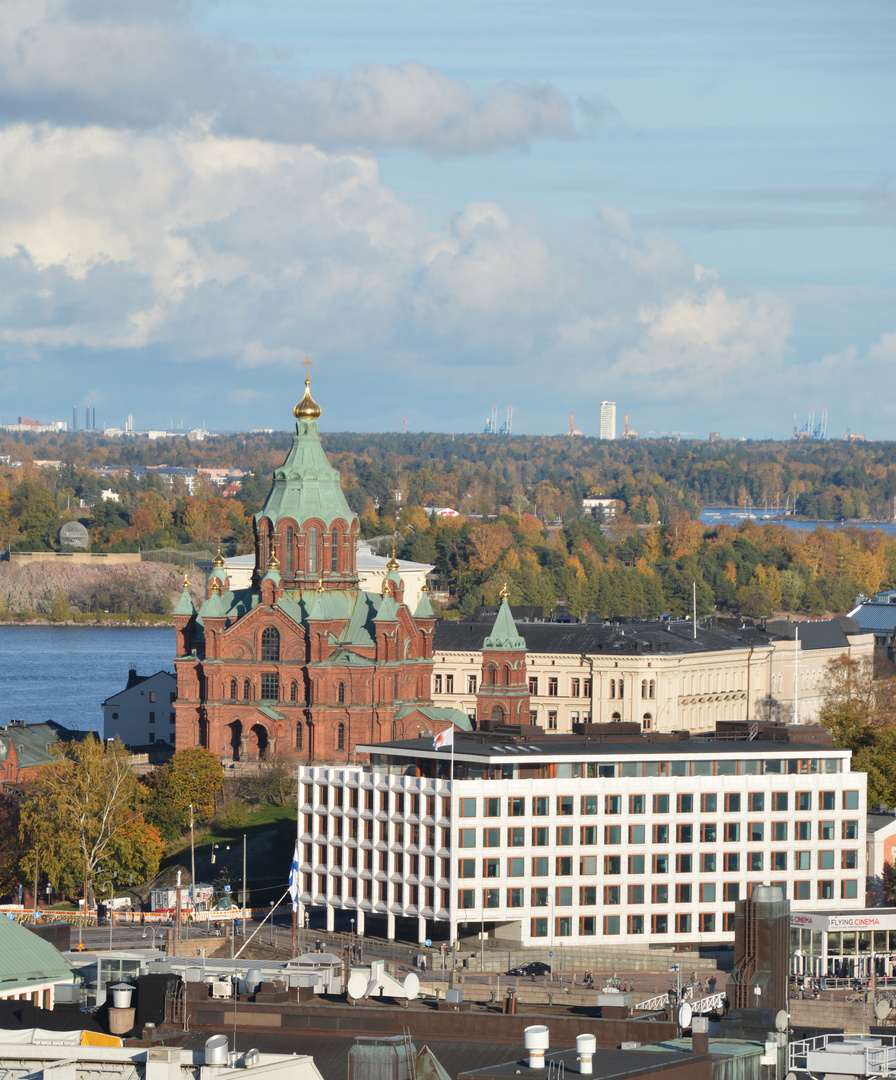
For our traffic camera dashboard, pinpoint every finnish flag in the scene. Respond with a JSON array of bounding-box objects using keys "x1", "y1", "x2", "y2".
[{"x1": 288, "y1": 843, "x2": 300, "y2": 912}]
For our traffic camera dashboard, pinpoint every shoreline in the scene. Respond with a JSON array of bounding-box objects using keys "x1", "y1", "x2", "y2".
[{"x1": 0, "y1": 618, "x2": 173, "y2": 628}]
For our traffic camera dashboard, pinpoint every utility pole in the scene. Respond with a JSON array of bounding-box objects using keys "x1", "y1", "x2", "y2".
[{"x1": 189, "y1": 804, "x2": 195, "y2": 938}]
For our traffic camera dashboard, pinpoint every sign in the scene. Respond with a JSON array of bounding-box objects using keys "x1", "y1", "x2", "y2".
[
  {"x1": 549, "y1": 951, "x2": 553, "y2": 957},
  {"x1": 425, "y1": 938, "x2": 432, "y2": 947}
]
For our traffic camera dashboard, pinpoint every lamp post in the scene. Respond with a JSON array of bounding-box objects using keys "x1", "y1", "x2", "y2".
[
  {"x1": 101, "y1": 874, "x2": 117, "y2": 952},
  {"x1": 142, "y1": 923, "x2": 159, "y2": 949},
  {"x1": 350, "y1": 918, "x2": 355, "y2": 962},
  {"x1": 270, "y1": 901, "x2": 276, "y2": 946}
]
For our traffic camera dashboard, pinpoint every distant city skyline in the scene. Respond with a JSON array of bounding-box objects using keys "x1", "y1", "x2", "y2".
[{"x1": 0, "y1": 2, "x2": 892, "y2": 439}]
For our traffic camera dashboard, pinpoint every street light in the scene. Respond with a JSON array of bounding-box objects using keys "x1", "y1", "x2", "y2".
[
  {"x1": 100, "y1": 873, "x2": 117, "y2": 952},
  {"x1": 142, "y1": 923, "x2": 159, "y2": 949}
]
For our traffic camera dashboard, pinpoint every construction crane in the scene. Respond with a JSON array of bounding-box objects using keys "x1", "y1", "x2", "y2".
[
  {"x1": 621, "y1": 413, "x2": 638, "y2": 440},
  {"x1": 568, "y1": 412, "x2": 583, "y2": 437},
  {"x1": 392, "y1": 417, "x2": 410, "y2": 433},
  {"x1": 792, "y1": 407, "x2": 828, "y2": 440}
]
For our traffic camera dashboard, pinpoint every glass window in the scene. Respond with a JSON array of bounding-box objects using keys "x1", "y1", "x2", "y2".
[
  {"x1": 459, "y1": 829, "x2": 476, "y2": 848},
  {"x1": 842, "y1": 880, "x2": 858, "y2": 899},
  {"x1": 701, "y1": 793, "x2": 717, "y2": 813},
  {"x1": 677, "y1": 824, "x2": 693, "y2": 843},
  {"x1": 532, "y1": 827, "x2": 549, "y2": 846},
  {"x1": 261, "y1": 672, "x2": 279, "y2": 700},
  {"x1": 556, "y1": 856, "x2": 572, "y2": 875},
  {"x1": 507, "y1": 887, "x2": 524, "y2": 908},
  {"x1": 483, "y1": 858, "x2": 500, "y2": 878},
  {"x1": 749, "y1": 852, "x2": 764, "y2": 871},
  {"x1": 580, "y1": 886, "x2": 597, "y2": 905},
  {"x1": 819, "y1": 851, "x2": 835, "y2": 870},
  {"x1": 678, "y1": 793, "x2": 694, "y2": 813},
  {"x1": 797, "y1": 792, "x2": 812, "y2": 811},
  {"x1": 630, "y1": 794, "x2": 646, "y2": 814},
  {"x1": 701, "y1": 852, "x2": 716, "y2": 872},
  {"x1": 844, "y1": 790, "x2": 859, "y2": 810},
  {"x1": 605, "y1": 795, "x2": 622, "y2": 815},
  {"x1": 557, "y1": 796, "x2": 574, "y2": 815},
  {"x1": 772, "y1": 792, "x2": 788, "y2": 811},
  {"x1": 580, "y1": 915, "x2": 597, "y2": 935},
  {"x1": 483, "y1": 828, "x2": 500, "y2": 847},
  {"x1": 748, "y1": 792, "x2": 765, "y2": 812},
  {"x1": 484, "y1": 797, "x2": 501, "y2": 817},
  {"x1": 724, "y1": 823, "x2": 740, "y2": 842},
  {"x1": 534, "y1": 796, "x2": 549, "y2": 815},
  {"x1": 557, "y1": 826, "x2": 573, "y2": 846},
  {"x1": 556, "y1": 886, "x2": 573, "y2": 906},
  {"x1": 459, "y1": 798, "x2": 476, "y2": 817},
  {"x1": 700, "y1": 823, "x2": 717, "y2": 843},
  {"x1": 724, "y1": 793, "x2": 741, "y2": 812},
  {"x1": 676, "y1": 883, "x2": 691, "y2": 903},
  {"x1": 772, "y1": 821, "x2": 788, "y2": 841},
  {"x1": 531, "y1": 917, "x2": 548, "y2": 938},
  {"x1": 605, "y1": 825, "x2": 622, "y2": 844},
  {"x1": 749, "y1": 822, "x2": 764, "y2": 842},
  {"x1": 820, "y1": 791, "x2": 835, "y2": 810},
  {"x1": 796, "y1": 821, "x2": 811, "y2": 840},
  {"x1": 580, "y1": 855, "x2": 597, "y2": 875},
  {"x1": 581, "y1": 795, "x2": 598, "y2": 815},
  {"x1": 654, "y1": 824, "x2": 669, "y2": 843},
  {"x1": 508, "y1": 827, "x2": 525, "y2": 847},
  {"x1": 507, "y1": 857, "x2": 524, "y2": 877},
  {"x1": 629, "y1": 854, "x2": 646, "y2": 874},
  {"x1": 261, "y1": 626, "x2": 280, "y2": 662},
  {"x1": 676, "y1": 913, "x2": 692, "y2": 933},
  {"x1": 458, "y1": 859, "x2": 475, "y2": 878},
  {"x1": 628, "y1": 914, "x2": 645, "y2": 934},
  {"x1": 796, "y1": 851, "x2": 811, "y2": 870},
  {"x1": 652, "y1": 883, "x2": 668, "y2": 904},
  {"x1": 629, "y1": 825, "x2": 646, "y2": 844},
  {"x1": 723, "y1": 883, "x2": 740, "y2": 902},
  {"x1": 676, "y1": 853, "x2": 692, "y2": 873},
  {"x1": 532, "y1": 857, "x2": 549, "y2": 876},
  {"x1": 818, "y1": 880, "x2": 834, "y2": 900},
  {"x1": 700, "y1": 882, "x2": 716, "y2": 902},
  {"x1": 654, "y1": 794, "x2": 670, "y2": 813},
  {"x1": 794, "y1": 881, "x2": 811, "y2": 900},
  {"x1": 820, "y1": 821, "x2": 835, "y2": 840},
  {"x1": 605, "y1": 856, "x2": 621, "y2": 874},
  {"x1": 581, "y1": 825, "x2": 598, "y2": 845},
  {"x1": 531, "y1": 887, "x2": 548, "y2": 907},
  {"x1": 652, "y1": 914, "x2": 668, "y2": 933},
  {"x1": 629, "y1": 884, "x2": 645, "y2": 904},
  {"x1": 843, "y1": 821, "x2": 859, "y2": 839},
  {"x1": 604, "y1": 916, "x2": 620, "y2": 935},
  {"x1": 653, "y1": 854, "x2": 669, "y2": 874},
  {"x1": 724, "y1": 852, "x2": 739, "y2": 872},
  {"x1": 458, "y1": 889, "x2": 475, "y2": 910},
  {"x1": 772, "y1": 852, "x2": 787, "y2": 871},
  {"x1": 604, "y1": 885, "x2": 621, "y2": 905}
]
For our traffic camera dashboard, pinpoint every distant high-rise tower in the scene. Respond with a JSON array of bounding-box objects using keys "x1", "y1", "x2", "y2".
[
  {"x1": 72, "y1": 405, "x2": 77, "y2": 431},
  {"x1": 600, "y1": 401, "x2": 616, "y2": 440}
]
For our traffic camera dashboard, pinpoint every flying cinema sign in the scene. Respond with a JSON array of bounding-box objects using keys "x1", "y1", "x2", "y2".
[{"x1": 791, "y1": 912, "x2": 896, "y2": 931}]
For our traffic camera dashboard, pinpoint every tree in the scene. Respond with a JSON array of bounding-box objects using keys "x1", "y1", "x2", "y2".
[
  {"x1": 143, "y1": 748, "x2": 223, "y2": 839},
  {"x1": 49, "y1": 588, "x2": 70, "y2": 622},
  {"x1": 237, "y1": 756, "x2": 296, "y2": 807},
  {"x1": 0, "y1": 794, "x2": 25, "y2": 899},
  {"x1": 19, "y1": 738, "x2": 146, "y2": 903}
]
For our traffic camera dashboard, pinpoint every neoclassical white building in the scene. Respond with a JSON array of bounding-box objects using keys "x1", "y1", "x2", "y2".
[
  {"x1": 431, "y1": 614, "x2": 874, "y2": 734},
  {"x1": 296, "y1": 727, "x2": 866, "y2": 948}
]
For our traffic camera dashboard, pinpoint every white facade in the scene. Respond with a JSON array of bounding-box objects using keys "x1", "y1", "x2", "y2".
[
  {"x1": 599, "y1": 401, "x2": 616, "y2": 440},
  {"x1": 432, "y1": 621, "x2": 875, "y2": 735},
  {"x1": 102, "y1": 670, "x2": 177, "y2": 747},
  {"x1": 297, "y1": 734, "x2": 866, "y2": 948}
]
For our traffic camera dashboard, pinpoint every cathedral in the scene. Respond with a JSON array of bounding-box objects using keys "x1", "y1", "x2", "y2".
[{"x1": 172, "y1": 377, "x2": 469, "y2": 763}]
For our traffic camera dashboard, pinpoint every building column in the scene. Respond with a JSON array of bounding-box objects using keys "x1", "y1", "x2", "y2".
[
  {"x1": 356, "y1": 909, "x2": 365, "y2": 937},
  {"x1": 326, "y1": 904, "x2": 334, "y2": 932},
  {"x1": 386, "y1": 911, "x2": 396, "y2": 940},
  {"x1": 417, "y1": 915, "x2": 427, "y2": 944}
]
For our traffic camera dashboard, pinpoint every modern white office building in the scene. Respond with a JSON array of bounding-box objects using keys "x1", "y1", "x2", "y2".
[
  {"x1": 296, "y1": 729, "x2": 866, "y2": 948},
  {"x1": 599, "y1": 401, "x2": 616, "y2": 440}
]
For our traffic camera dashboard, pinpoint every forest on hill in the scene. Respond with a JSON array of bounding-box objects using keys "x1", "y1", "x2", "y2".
[{"x1": 1, "y1": 429, "x2": 895, "y2": 619}]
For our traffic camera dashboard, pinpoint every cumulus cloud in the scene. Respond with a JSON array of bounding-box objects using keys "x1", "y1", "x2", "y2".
[{"x1": 0, "y1": 2, "x2": 581, "y2": 155}]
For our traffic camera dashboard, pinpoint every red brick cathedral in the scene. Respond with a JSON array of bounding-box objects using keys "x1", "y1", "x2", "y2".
[{"x1": 172, "y1": 377, "x2": 467, "y2": 762}]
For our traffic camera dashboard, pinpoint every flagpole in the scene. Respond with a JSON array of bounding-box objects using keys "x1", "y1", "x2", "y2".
[{"x1": 292, "y1": 764, "x2": 299, "y2": 957}]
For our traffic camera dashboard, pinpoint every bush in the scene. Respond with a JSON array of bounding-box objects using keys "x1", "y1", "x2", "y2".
[{"x1": 213, "y1": 799, "x2": 252, "y2": 831}]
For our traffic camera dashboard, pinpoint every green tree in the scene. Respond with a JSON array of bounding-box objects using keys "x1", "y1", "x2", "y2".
[
  {"x1": 0, "y1": 794, "x2": 25, "y2": 899},
  {"x1": 19, "y1": 738, "x2": 147, "y2": 902},
  {"x1": 49, "y1": 588, "x2": 70, "y2": 622},
  {"x1": 143, "y1": 748, "x2": 223, "y2": 839}
]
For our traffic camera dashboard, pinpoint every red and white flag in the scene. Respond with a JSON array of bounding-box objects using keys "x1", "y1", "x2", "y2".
[{"x1": 433, "y1": 727, "x2": 454, "y2": 751}]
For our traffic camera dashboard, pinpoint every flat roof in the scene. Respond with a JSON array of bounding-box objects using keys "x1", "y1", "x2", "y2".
[{"x1": 357, "y1": 735, "x2": 847, "y2": 761}]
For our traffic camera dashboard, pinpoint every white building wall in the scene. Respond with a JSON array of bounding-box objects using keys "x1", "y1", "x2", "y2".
[
  {"x1": 299, "y1": 743, "x2": 866, "y2": 948},
  {"x1": 102, "y1": 671, "x2": 177, "y2": 747}
]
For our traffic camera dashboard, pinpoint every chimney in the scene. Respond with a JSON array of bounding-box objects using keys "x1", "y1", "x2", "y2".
[
  {"x1": 692, "y1": 1015, "x2": 709, "y2": 1055},
  {"x1": 576, "y1": 1034, "x2": 596, "y2": 1075},
  {"x1": 524, "y1": 1026, "x2": 549, "y2": 1069}
]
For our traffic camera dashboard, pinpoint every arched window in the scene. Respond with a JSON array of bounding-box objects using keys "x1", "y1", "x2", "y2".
[
  {"x1": 487, "y1": 664, "x2": 497, "y2": 686},
  {"x1": 290, "y1": 681, "x2": 298, "y2": 702},
  {"x1": 337, "y1": 681, "x2": 345, "y2": 704},
  {"x1": 641, "y1": 679, "x2": 647, "y2": 699},
  {"x1": 295, "y1": 723, "x2": 303, "y2": 750},
  {"x1": 331, "y1": 527, "x2": 339, "y2": 572},
  {"x1": 229, "y1": 679, "x2": 237, "y2": 700},
  {"x1": 243, "y1": 679, "x2": 252, "y2": 701},
  {"x1": 618, "y1": 679, "x2": 625, "y2": 699},
  {"x1": 261, "y1": 626, "x2": 280, "y2": 662},
  {"x1": 609, "y1": 679, "x2": 616, "y2": 699},
  {"x1": 491, "y1": 705, "x2": 505, "y2": 721},
  {"x1": 642, "y1": 713, "x2": 653, "y2": 731},
  {"x1": 285, "y1": 527, "x2": 294, "y2": 576},
  {"x1": 649, "y1": 680, "x2": 655, "y2": 699},
  {"x1": 307, "y1": 527, "x2": 318, "y2": 574},
  {"x1": 611, "y1": 711, "x2": 621, "y2": 722},
  {"x1": 502, "y1": 665, "x2": 510, "y2": 685},
  {"x1": 337, "y1": 723, "x2": 345, "y2": 751}
]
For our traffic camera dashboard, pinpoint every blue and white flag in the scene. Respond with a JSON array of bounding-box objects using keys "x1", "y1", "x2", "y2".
[{"x1": 288, "y1": 844, "x2": 300, "y2": 912}]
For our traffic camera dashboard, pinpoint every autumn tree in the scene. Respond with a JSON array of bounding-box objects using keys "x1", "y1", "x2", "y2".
[
  {"x1": 19, "y1": 737, "x2": 159, "y2": 902},
  {"x1": 143, "y1": 748, "x2": 223, "y2": 839},
  {"x1": 0, "y1": 794, "x2": 25, "y2": 898}
]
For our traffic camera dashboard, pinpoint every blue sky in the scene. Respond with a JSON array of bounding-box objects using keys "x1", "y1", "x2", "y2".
[{"x1": 0, "y1": 1, "x2": 892, "y2": 438}]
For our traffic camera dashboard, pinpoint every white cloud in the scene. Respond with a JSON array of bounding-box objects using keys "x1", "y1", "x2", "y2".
[{"x1": 0, "y1": 3, "x2": 582, "y2": 155}]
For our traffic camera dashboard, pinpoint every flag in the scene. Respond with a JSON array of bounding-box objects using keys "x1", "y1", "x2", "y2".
[
  {"x1": 433, "y1": 727, "x2": 454, "y2": 751},
  {"x1": 288, "y1": 843, "x2": 300, "y2": 912}
]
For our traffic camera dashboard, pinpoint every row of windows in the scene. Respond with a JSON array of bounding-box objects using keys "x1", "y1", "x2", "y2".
[
  {"x1": 228, "y1": 675, "x2": 348, "y2": 705},
  {"x1": 298, "y1": 872, "x2": 448, "y2": 908},
  {"x1": 457, "y1": 791, "x2": 860, "y2": 817},
  {"x1": 302, "y1": 790, "x2": 450, "y2": 815},
  {"x1": 458, "y1": 879, "x2": 861, "y2": 911},
  {"x1": 146, "y1": 712, "x2": 176, "y2": 725},
  {"x1": 458, "y1": 850, "x2": 859, "y2": 876},
  {"x1": 263, "y1": 525, "x2": 344, "y2": 577}
]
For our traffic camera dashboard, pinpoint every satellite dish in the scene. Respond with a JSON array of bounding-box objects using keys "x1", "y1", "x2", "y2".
[
  {"x1": 775, "y1": 1009, "x2": 790, "y2": 1032},
  {"x1": 786, "y1": 1074, "x2": 798, "y2": 1080},
  {"x1": 677, "y1": 1002, "x2": 693, "y2": 1029},
  {"x1": 404, "y1": 972, "x2": 420, "y2": 1000},
  {"x1": 876, "y1": 999, "x2": 892, "y2": 1020},
  {"x1": 347, "y1": 971, "x2": 368, "y2": 1000}
]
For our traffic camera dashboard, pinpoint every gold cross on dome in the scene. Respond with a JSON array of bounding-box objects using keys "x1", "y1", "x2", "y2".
[{"x1": 302, "y1": 356, "x2": 314, "y2": 380}]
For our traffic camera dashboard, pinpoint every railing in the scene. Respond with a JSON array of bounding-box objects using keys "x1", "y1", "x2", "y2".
[
  {"x1": 791, "y1": 1033, "x2": 896, "y2": 1077},
  {"x1": 635, "y1": 988, "x2": 725, "y2": 1015}
]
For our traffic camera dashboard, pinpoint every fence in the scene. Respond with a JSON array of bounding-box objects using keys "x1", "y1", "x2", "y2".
[{"x1": 140, "y1": 547, "x2": 215, "y2": 566}]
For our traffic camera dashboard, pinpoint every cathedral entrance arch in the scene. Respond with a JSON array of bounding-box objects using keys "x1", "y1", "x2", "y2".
[
  {"x1": 250, "y1": 723, "x2": 269, "y2": 759},
  {"x1": 490, "y1": 705, "x2": 505, "y2": 722},
  {"x1": 228, "y1": 720, "x2": 243, "y2": 762}
]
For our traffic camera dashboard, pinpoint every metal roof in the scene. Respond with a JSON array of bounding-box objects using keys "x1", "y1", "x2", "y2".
[{"x1": 0, "y1": 917, "x2": 75, "y2": 991}]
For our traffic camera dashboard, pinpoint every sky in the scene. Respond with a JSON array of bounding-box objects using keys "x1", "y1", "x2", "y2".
[{"x1": 0, "y1": 0, "x2": 893, "y2": 440}]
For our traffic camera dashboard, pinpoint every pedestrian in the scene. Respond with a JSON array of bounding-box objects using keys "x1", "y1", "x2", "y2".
[
  {"x1": 708, "y1": 975, "x2": 717, "y2": 994},
  {"x1": 421, "y1": 956, "x2": 426, "y2": 973}
]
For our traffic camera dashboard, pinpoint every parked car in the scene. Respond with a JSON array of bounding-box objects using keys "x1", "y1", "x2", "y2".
[{"x1": 505, "y1": 961, "x2": 551, "y2": 977}]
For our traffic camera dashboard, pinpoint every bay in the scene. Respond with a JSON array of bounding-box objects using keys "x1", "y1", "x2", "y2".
[
  {"x1": 0, "y1": 625, "x2": 175, "y2": 735},
  {"x1": 700, "y1": 508, "x2": 896, "y2": 536}
]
